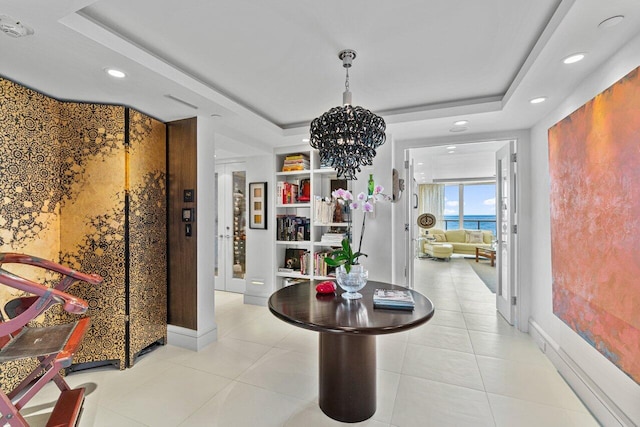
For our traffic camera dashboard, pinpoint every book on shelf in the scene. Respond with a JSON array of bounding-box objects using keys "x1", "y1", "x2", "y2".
[
  {"x1": 284, "y1": 248, "x2": 310, "y2": 275},
  {"x1": 284, "y1": 153, "x2": 309, "y2": 161},
  {"x1": 298, "y1": 178, "x2": 311, "y2": 202},
  {"x1": 277, "y1": 181, "x2": 299, "y2": 204},
  {"x1": 320, "y1": 232, "x2": 347, "y2": 244},
  {"x1": 276, "y1": 215, "x2": 310, "y2": 241},
  {"x1": 282, "y1": 154, "x2": 310, "y2": 171},
  {"x1": 373, "y1": 289, "x2": 415, "y2": 310},
  {"x1": 313, "y1": 250, "x2": 336, "y2": 277}
]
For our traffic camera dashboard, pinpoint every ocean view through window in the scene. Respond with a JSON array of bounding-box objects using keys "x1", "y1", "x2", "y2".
[{"x1": 444, "y1": 183, "x2": 496, "y2": 236}]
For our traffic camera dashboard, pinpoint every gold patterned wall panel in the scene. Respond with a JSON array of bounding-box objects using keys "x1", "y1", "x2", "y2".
[
  {"x1": 128, "y1": 108, "x2": 167, "y2": 364},
  {"x1": 1, "y1": 77, "x2": 167, "y2": 392},
  {"x1": 0, "y1": 78, "x2": 63, "y2": 391},
  {"x1": 58, "y1": 102, "x2": 128, "y2": 369}
]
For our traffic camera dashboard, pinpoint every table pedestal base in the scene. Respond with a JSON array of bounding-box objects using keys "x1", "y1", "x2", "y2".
[{"x1": 319, "y1": 332, "x2": 376, "y2": 423}]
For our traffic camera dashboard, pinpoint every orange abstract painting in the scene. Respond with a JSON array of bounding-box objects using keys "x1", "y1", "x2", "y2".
[{"x1": 548, "y1": 66, "x2": 640, "y2": 384}]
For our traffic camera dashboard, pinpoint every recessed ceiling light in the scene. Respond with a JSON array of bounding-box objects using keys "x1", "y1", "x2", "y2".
[
  {"x1": 563, "y1": 53, "x2": 585, "y2": 64},
  {"x1": 530, "y1": 97, "x2": 547, "y2": 104},
  {"x1": 448, "y1": 150, "x2": 455, "y2": 154},
  {"x1": 453, "y1": 120, "x2": 469, "y2": 126},
  {"x1": 302, "y1": 138, "x2": 310, "y2": 143},
  {"x1": 446, "y1": 146, "x2": 456, "y2": 150},
  {"x1": 598, "y1": 15, "x2": 624, "y2": 29},
  {"x1": 417, "y1": 162, "x2": 424, "y2": 166},
  {"x1": 105, "y1": 68, "x2": 126, "y2": 78},
  {"x1": 449, "y1": 127, "x2": 467, "y2": 133}
]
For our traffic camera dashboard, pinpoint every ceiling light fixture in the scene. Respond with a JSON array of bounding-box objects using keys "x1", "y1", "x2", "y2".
[
  {"x1": 530, "y1": 97, "x2": 547, "y2": 104},
  {"x1": 453, "y1": 120, "x2": 469, "y2": 126},
  {"x1": 309, "y1": 49, "x2": 386, "y2": 180},
  {"x1": 302, "y1": 138, "x2": 310, "y2": 143},
  {"x1": 446, "y1": 146, "x2": 456, "y2": 150},
  {"x1": 563, "y1": 53, "x2": 585, "y2": 64},
  {"x1": 598, "y1": 15, "x2": 624, "y2": 29},
  {"x1": 105, "y1": 68, "x2": 126, "y2": 78},
  {"x1": 448, "y1": 151, "x2": 455, "y2": 154},
  {"x1": 0, "y1": 15, "x2": 34, "y2": 38}
]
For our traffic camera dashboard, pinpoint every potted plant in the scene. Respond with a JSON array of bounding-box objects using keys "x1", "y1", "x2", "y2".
[{"x1": 323, "y1": 186, "x2": 389, "y2": 299}]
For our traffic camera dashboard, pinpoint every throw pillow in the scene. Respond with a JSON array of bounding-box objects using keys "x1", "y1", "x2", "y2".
[
  {"x1": 433, "y1": 234, "x2": 446, "y2": 242},
  {"x1": 466, "y1": 230, "x2": 484, "y2": 243}
]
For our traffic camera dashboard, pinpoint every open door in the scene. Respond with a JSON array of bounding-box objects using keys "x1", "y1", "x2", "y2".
[
  {"x1": 404, "y1": 153, "x2": 415, "y2": 288},
  {"x1": 496, "y1": 141, "x2": 517, "y2": 325}
]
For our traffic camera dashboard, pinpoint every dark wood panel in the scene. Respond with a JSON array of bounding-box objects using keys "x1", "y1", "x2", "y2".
[{"x1": 167, "y1": 117, "x2": 198, "y2": 329}]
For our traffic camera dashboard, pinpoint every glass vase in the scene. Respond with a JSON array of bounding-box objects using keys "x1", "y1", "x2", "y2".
[{"x1": 336, "y1": 264, "x2": 368, "y2": 300}]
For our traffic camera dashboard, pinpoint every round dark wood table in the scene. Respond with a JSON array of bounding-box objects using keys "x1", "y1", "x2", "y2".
[{"x1": 268, "y1": 281, "x2": 435, "y2": 423}]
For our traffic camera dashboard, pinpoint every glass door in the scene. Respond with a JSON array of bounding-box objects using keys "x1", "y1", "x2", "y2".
[
  {"x1": 215, "y1": 162, "x2": 246, "y2": 293},
  {"x1": 496, "y1": 142, "x2": 517, "y2": 324}
]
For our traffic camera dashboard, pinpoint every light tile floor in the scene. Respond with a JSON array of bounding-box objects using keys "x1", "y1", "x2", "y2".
[{"x1": 21, "y1": 257, "x2": 600, "y2": 426}]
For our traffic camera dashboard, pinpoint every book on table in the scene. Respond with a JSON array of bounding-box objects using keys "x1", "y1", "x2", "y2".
[{"x1": 373, "y1": 289, "x2": 415, "y2": 310}]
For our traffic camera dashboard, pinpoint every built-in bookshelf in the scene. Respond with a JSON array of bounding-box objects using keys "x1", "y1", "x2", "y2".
[{"x1": 274, "y1": 148, "x2": 351, "y2": 288}]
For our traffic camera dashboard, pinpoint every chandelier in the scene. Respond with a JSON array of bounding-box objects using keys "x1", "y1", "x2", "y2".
[{"x1": 309, "y1": 49, "x2": 386, "y2": 180}]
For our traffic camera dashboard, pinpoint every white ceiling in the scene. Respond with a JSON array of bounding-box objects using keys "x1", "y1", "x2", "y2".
[{"x1": 1, "y1": 0, "x2": 639, "y2": 157}]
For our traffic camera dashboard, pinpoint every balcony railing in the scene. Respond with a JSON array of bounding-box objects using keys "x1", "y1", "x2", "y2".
[{"x1": 443, "y1": 219, "x2": 497, "y2": 235}]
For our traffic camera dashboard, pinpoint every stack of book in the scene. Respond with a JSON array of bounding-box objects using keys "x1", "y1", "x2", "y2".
[
  {"x1": 373, "y1": 289, "x2": 415, "y2": 310},
  {"x1": 282, "y1": 154, "x2": 310, "y2": 171},
  {"x1": 320, "y1": 232, "x2": 347, "y2": 245}
]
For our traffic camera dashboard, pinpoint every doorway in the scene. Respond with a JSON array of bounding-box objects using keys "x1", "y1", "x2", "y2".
[
  {"x1": 407, "y1": 139, "x2": 518, "y2": 326},
  {"x1": 215, "y1": 162, "x2": 246, "y2": 293}
]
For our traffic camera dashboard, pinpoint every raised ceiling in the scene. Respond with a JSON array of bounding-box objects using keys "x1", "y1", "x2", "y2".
[{"x1": 1, "y1": 0, "x2": 639, "y2": 154}]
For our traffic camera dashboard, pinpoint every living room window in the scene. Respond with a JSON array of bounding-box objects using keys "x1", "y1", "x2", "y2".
[{"x1": 444, "y1": 183, "x2": 496, "y2": 235}]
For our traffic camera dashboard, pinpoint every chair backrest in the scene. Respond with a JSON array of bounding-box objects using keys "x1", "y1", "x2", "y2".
[{"x1": 0, "y1": 253, "x2": 102, "y2": 351}]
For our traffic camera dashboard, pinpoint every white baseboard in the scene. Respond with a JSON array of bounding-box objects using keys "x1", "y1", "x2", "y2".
[
  {"x1": 167, "y1": 324, "x2": 217, "y2": 351},
  {"x1": 528, "y1": 320, "x2": 635, "y2": 427},
  {"x1": 244, "y1": 294, "x2": 268, "y2": 306}
]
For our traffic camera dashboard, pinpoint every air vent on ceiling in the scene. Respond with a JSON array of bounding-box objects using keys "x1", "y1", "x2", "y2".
[
  {"x1": 0, "y1": 15, "x2": 34, "y2": 38},
  {"x1": 164, "y1": 94, "x2": 198, "y2": 110}
]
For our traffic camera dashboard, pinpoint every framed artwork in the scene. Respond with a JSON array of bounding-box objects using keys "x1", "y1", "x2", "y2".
[
  {"x1": 548, "y1": 66, "x2": 640, "y2": 385},
  {"x1": 249, "y1": 182, "x2": 267, "y2": 229}
]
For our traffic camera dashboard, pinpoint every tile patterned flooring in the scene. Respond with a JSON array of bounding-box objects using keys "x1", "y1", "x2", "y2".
[{"x1": 21, "y1": 257, "x2": 600, "y2": 426}]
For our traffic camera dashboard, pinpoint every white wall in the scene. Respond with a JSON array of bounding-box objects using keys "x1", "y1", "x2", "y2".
[
  {"x1": 244, "y1": 153, "x2": 275, "y2": 305},
  {"x1": 195, "y1": 116, "x2": 217, "y2": 346},
  {"x1": 528, "y1": 32, "x2": 640, "y2": 425},
  {"x1": 351, "y1": 136, "x2": 394, "y2": 284}
]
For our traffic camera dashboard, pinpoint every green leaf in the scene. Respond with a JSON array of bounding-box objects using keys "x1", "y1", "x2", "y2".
[{"x1": 324, "y1": 258, "x2": 343, "y2": 267}]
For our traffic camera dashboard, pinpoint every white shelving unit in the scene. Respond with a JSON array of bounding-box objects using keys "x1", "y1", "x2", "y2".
[{"x1": 274, "y1": 147, "x2": 351, "y2": 289}]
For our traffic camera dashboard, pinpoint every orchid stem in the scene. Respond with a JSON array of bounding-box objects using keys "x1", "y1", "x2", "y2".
[{"x1": 358, "y1": 211, "x2": 366, "y2": 257}]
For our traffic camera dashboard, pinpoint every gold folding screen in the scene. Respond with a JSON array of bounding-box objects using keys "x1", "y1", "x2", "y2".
[{"x1": 0, "y1": 77, "x2": 166, "y2": 392}]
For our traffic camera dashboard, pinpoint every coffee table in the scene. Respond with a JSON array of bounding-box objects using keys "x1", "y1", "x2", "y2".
[
  {"x1": 268, "y1": 281, "x2": 434, "y2": 423},
  {"x1": 476, "y1": 247, "x2": 496, "y2": 266}
]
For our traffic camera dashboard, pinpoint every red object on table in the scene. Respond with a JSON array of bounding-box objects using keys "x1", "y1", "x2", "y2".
[{"x1": 315, "y1": 281, "x2": 336, "y2": 294}]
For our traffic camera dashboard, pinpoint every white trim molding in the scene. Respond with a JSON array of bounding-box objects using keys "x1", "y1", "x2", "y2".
[{"x1": 528, "y1": 320, "x2": 635, "y2": 427}]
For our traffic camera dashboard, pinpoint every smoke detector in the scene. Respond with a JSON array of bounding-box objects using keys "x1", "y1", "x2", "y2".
[{"x1": 0, "y1": 15, "x2": 34, "y2": 38}]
